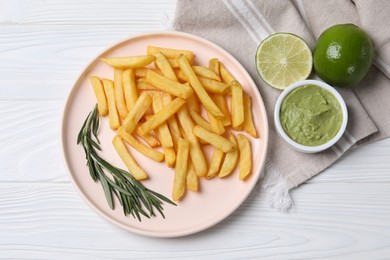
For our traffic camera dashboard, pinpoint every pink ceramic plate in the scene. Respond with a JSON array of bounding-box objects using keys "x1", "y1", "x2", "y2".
[{"x1": 61, "y1": 31, "x2": 268, "y2": 237}]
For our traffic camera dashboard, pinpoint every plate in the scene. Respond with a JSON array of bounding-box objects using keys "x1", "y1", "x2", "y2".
[{"x1": 61, "y1": 31, "x2": 269, "y2": 237}]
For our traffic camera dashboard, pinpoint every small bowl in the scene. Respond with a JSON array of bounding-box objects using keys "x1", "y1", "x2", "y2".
[{"x1": 274, "y1": 80, "x2": 348, "y2": 153}]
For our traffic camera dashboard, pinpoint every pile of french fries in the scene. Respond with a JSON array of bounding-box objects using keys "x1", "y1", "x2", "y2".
[{"x1": 89, "y1": 46, "x2": 259, "y2": 201}]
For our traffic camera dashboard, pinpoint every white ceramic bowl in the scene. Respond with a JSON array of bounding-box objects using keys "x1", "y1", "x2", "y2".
[{"x1": 274, "y1": 79, "x2": 348, "y2": 153}]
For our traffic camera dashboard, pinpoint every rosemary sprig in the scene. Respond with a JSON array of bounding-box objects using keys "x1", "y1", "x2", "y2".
[{"x1": 77, "y1": 105, "x2": 176, "y2": 221}]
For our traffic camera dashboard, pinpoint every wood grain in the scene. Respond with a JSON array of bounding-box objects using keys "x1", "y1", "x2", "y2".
[
  {"x1": 1, "y1": 183, "x2": 390, "y2": 259},
  {"x1": 0, "y1": 0, "x2": 176, "y2": 25}
]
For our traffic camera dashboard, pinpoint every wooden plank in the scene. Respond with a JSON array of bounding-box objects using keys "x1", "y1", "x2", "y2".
[
  {"x1": 0, "y1": 0, "x2": 176, "y2": 24},
  {"x1": 0, "y1": 25, "x2": 166, "y2": 99},
  {"x1": 0, "y1": 100, "x2": 67, "y2": 181},
  {"x1": 1, "y1": 182, "x2": 390, "y2": 259}
]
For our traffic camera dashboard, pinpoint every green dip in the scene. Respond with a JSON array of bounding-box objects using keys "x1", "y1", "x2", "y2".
[{"x1": 280, "y1": 84, "x2": 343, "y2": 146}]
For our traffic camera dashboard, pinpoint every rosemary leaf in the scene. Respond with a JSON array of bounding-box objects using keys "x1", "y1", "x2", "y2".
[{"x1": 77, "y1": 105, "x2": 175, "y2": 221}]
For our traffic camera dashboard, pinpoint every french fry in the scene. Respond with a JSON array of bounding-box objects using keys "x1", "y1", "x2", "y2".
[
  {"x1": 189, "y1": 110, "x2": 212, "y2": 132},
  {"x1": 231, "y1": 80, "x2": 244, "y2": 128},
  {"x1": 152, "y1": 94, "x2": 176, "y2": 167},
  {"x1": 192, "y1": 66, "x2": 221, "y2": 81},
  {"x1": 89, "y1": 76, "x2": 108, "y2": 116},
  {"x1": 219, "y1": 134, "x2": 239, "y2": 178},
  {"x1": 209, "y1": 58, "x2": 220, "y2": 75},
  {"x1": 100, "y1": 55, "x2": 155, "y2": 69},
  {"x1": 172, "y1": 138, "x2": 190, "y2": 201},
  {"x1": 162, "y1": 93, "x2": 182, "y2": 151},
  {"x1": 134, "y1": 68, "x2": 148, "y2": 78},
  {"x1": 146, "y1": 70, "x2": 193, "y2": 99},
  {"x1": 186, "y1": 93, "x2": 200, "y2": 113},
  {"x1": 193, "y1": 125, "x2": 235, "y2": 153},
  {"x1": 138, "y1": 97, "x2": 186, "y2": 135},
  {"x1": 237, "y1": 134, "x2": 252, "y2": 180},
  {"x1": 154, "y1": 52, "x2": 178, "y2": 81},
  {"x1": 136, "y1": 78, "x2": 157, "y2": 90},
  {"x1": 243, "y1": 95, "x2": 258, "y2": 138},
  {"x1": 122, "y1": 92, "x2": 152, "y2": 133},
  {"x1": 177, "y1": 106, "x2": 207, "y2": 177},
  {"x1": 117, "y1": 127, "x2": 164, "y2": 162},
  {"x1": 220, "y1": 62, "x2": 236, "y2": 84},
  {"x1": 112, "y1": 135, "x2": 148, "y2": 180},
  {"x1": 167, "y1": 58, "x2": 180, "y2": 68},
  {"x1": 206, "y1": 110, "x2": 225, "y2": 135},
  {"x1": 114, "y1": 68, "x2": 129, "y2": 119},
  {"x1": 176, "y1": 70, "x2": 228, "y2": 94},
  {"x1": 186, "y1": 159, "x2": 198, "y2": 191},
  {"x1": 122, "y1": 69, "x2": 138, "y2": 111},
  {"x1": 102, "y1": 79, "x2": 120, "y2": 130},
  {"x1": 175, "y1": 68, "x2": 187, "y2": 82},
  {"x1": 212, "y1": 94, "x2": 231, "y2": 126},
  {"x1": 206, "y1": 148, "x2": 224, "y2": 179},
  {"x1": 177, "y1": 55, "x2": 224, "y2": 118},
  {"x1": 198, "y1": 77, "x2": 229, "y2": 94},
  {"x1": 208, "y1": 59, "x2": 231, "y2": 126},
  {"x1": 147, "y1": 46, "x2": 194, "y2": 64},
  {"x1": 134, "y1": 127, "x2": 160, "y2": 147}
]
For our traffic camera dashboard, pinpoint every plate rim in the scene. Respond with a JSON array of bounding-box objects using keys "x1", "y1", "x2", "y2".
[{"x1": 60, "y1": 30, "x2": 269, "y2": 237}]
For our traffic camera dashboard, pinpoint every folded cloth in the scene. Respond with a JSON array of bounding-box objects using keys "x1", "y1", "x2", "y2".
[{"x1": 172, "y1": 0, "x2": 390, "y2": 210}]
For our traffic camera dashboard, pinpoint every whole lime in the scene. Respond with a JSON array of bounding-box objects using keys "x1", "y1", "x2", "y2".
[{"x1": 313, "y1": 24, "x2": 374, "y2": 87}]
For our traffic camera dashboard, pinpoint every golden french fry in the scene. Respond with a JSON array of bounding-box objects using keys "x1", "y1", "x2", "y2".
[
  {"x1": 117, "y1": 127, "x2": 164, "y2": 162},
  {"x1": 89, "y1": 76, "x2": 108, "y2": 116},
  {"x1": 177, "y1": 55, "x2": 224, "y2": 118},
  {"x1": 112, "y1": 135, "x2": 148, "y2": 180},
  {"x1": 220, "y1": 62, "x2": 236, "y2": 84},
  {"x1": 186, "y1": 159, "x2": 199, "y2": 191},
  {"x1": 147, "y1": 46, "x2": 194, "y2": 64},
  {"x1": 243, "y1": 95, "x2": 258, "y2": 138},
  {"x1": 122, "y1": 69, "x2": 138, "y2": 111},
  {"x1": 136, "y1": 78, "x2": 157, "y2": 90},
  {"x1": 172, "y1": 138, "x2": 190, "y2": 201},
  {"x1": 152, "y1": 95, "x2": 174, "y2": 148},
  {"x1": 219, "y1": 134, "x2": 239, "y2": 178},
  {"x1": 193, "y1": 125, "x2": 235, "y2": 153},
  {"x1": 237, "y1": 134, "x2": 252, "y2": 180},
  {"x1": 114, "y1": 68, "x2": 129, "y2": 119},
  {"x1": 134, "y1": 68, "x2": 148, "y2": 78},
  {"x1": 198, "y1": 77, "x2": 229, "y2": 94},
  {"x1": 146, "y1": 70, "x2": 193, "y2": 99},
  {"x1": 177, "y1": 106, "x2": 207, "y2": 177},
  {"x1": 102, "y1": 79, "x2": 120, "y2": 130},
  {"x1": 206, "y1": 148, "x2": 224, "y2": 179},
  {"x1": 189, "y1": 110, "x2": 212, "y2": 132},
  {"x1": 134, "y1": 127, "x2": 160, "y2": 148},
  {"x1": 209, "y1": 58, "x2": 220, "y2": 75},
  {"x1": 138, "y1": 97, "x2": 186, "y2": 135},
  {"x1": 122, "y1": 92, "x2": 152, "y2": 133},
  {"x1": 154, "y1": 52, "x2": 178, "y2": 81},
  {"x1": 212, "y1": 94, "x2": 231, "y2": 126},
  {"x1": 186, "y1": 93, "x2": 200, "y2": 113},
  {"x1": 192, "y1": 66, "x2": 221, "y2": 81},
  {"x1": 231, "y1": 80, "x2": 244, "y2": 128},
  {"x1": 175, "y1": 68, "x2": 187, "y2": 82},
  {"x1": 162, "y1": 93, "x2": 182, "y2": 151},
  {"x1": 206, "y1": 109, "x2": 225, "y2": 135},
  {"x1": 100, "y1": 55, "x2": 155, "y2": 69},
  {"x1": 176, "y1": 70, "x2": 228, "y2": 94}
]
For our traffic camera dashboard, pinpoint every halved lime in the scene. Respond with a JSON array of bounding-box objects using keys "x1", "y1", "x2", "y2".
[{"x1": 256, "y1": 33, "x2": 312, "y2": 90}]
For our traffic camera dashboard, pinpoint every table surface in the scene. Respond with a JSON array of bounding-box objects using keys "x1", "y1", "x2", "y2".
[{"x1": 1, "y1": 1, "x2": 390, "y2": 259}]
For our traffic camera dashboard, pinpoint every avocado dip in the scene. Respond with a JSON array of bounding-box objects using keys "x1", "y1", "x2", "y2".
[{"x1": 280, "y1": 84, "x2": 343, "y2": 146}]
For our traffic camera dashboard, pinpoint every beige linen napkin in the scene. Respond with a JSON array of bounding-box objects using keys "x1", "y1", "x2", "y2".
[{"x1": 172, "y1": 0, "x2": 390, "y2": 209}]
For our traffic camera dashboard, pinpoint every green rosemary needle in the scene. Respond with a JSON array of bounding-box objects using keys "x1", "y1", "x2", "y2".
[{"x1": 77, "y1": 105, "x2": 176, "y2": 221}]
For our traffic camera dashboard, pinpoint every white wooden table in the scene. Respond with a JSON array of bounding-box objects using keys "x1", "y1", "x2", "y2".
[{"x1": 1, "y1": 1, "x2": 390, "y2": 259}]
